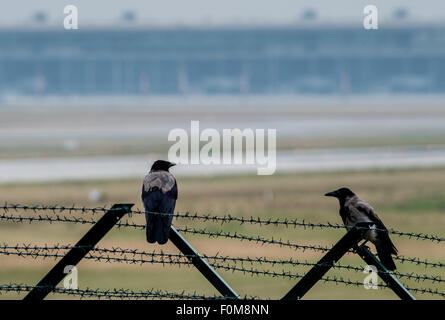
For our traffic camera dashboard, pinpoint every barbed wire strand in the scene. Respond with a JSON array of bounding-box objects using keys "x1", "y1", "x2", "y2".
[
  {"x1": 2, "y1": 244, "x2": 445, "y2": 287},
  {"x1": 1, "y1": 274, "x2": 444, "y2": 299},
  {"x1": 175, "y1": 226, "x2": 445, "y2": 271},
  {"x1": 0, "y1": 283, "x2": 230, "y2": 300},
  {"x1": 2, "y1": 203, "x2": 444, "y2": 243},
  {"x1": 1, "y1": 212, "x2": 443, "y2": 270}
]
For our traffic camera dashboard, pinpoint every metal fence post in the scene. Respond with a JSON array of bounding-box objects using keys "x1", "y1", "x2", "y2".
[
  {"x1": 355, "y1": 245, "x2": 416, "y2": 300},
  {"x1": 23, "y1": 203, "x2": 134, "y2": 300},
  {"x1": 282, "y1": 222, "x2": 373, "y2": 300},
  {"x1": 169, "y1": 226, "x2": 240, "y2": 299}
]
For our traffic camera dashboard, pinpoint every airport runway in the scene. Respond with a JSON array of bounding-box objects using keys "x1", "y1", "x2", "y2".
[{"x1": 1, "y1": 146, "x2": 445, "y2": 183}]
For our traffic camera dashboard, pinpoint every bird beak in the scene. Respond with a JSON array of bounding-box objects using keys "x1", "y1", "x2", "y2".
[
  {"x1": 324, "y1": 191, "x2": 337, "y2": 197},
  {"x1": 168, "y1": 162, "x2": 176, "y2": 168}
]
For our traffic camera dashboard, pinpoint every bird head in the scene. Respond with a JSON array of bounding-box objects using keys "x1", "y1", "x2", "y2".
[
  {"x1": 324, "y1": 187, "x2": 356, "y2": 201},
  {"x1": 150, "y1": 160, "x2": 176, "y2": 172}
]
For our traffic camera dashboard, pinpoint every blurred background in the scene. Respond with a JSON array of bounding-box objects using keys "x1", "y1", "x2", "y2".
[{"x1": 1, "y1": 0, "x2": 445, "y2": 300}]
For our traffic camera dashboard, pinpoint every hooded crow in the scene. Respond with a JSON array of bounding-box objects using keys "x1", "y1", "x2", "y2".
[
  {"x1": 142, "y1": 160, "x2": 178, "y2": 244},
  {"x1": 325, "y1": 187, "x2": 398, "y2": 271}
]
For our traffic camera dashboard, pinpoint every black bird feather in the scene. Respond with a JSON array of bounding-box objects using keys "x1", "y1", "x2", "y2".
[{"x1": 141, "y1": 160, "x2": 177, "y2": 245}]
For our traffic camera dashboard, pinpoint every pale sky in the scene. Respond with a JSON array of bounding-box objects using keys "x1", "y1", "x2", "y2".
[{"x1": 1, "y1": 0, "x2": 445, "y2": 27}]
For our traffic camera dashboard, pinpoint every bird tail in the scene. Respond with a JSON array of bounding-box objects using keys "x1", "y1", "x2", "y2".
[
  {"x1": 376, "y1": 234, "x2": 398, "y2": 271},
  {"x1": 146, "y1": 216, "x2": 170, "y2": 245}
]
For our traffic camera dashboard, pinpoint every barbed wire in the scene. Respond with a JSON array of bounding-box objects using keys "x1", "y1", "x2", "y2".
[
  {"x1": 0, "y1": 283, "x2": 228, "y2": 300},
  {"x1": 2, "y1": 243, "x2": 445, "y2": 286},
  {"x1": 1, "y1": 204, "x2": 110, "y2": 215},
  {"x1": 2, "y1": 273, "x2": 444, "y2": 300},
  {"x1": 177, "y1": 226, "x2": 335, "y2": 252},
  {"x1": 2, "y1": 204, "x2": 444, "y2": 299},
  {"x1": 1, "y1": 211, "x2": 443, "y2": 270},
  {"x1": 2, "y1": 203, "x2": 444, "y2": 243},
  {"x1": 212, "y1": 263, "x2": 445, "y2": 298},
  {"x1": 0, "y1": 212, "x2": 98, "y2": 226},
  {"x1": 0, "y1": 244, "x2": 191, "y2": 267},
  {"x1": 175, "y1": 227, "x2": 445, "y2": 270},
  {"x1": 0, "y1": 212, "x2": 338, "y2": 253},
  {"x1": 394, "y1": 255, "x2": 445, "y2": 269},
  {"x1": 3, "y1": 252, "x2": 444, "y2": 298}
]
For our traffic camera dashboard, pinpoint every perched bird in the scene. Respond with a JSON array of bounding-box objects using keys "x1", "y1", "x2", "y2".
[
  {"x1": 141, "y1": 160, "x2": 178, "y2": 244},
  {"x1": 325, "y1": 187, "x2": 398, "y2": 270}
]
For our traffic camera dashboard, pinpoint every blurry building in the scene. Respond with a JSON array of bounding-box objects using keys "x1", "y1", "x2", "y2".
[{"x1": 0, "y1": 26, "x2": 444, "y2": 96}]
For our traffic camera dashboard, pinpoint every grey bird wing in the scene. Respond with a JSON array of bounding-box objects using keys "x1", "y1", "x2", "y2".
[
  {"x1": 347, "y1": 198, "x2": 398, "y2": 258},
  {"x1": 346, "y1": 198, "x2": 386, "y2": 230},
  {"x1": 141, "y1": 171, "x2": 178, "y2": 244}
]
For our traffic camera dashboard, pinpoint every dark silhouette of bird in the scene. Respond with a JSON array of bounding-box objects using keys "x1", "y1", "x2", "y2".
[
  {"x1": 141, "y1": 160, "x2": 177, "y2": 244},
  {"x1": 325, "y1": 187, "x2": 398, "y2": 270}
]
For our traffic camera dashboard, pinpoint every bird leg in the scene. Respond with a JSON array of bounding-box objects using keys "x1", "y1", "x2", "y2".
[{"x1": 353, "y1": 240, "x2": 369, "y2": 253}]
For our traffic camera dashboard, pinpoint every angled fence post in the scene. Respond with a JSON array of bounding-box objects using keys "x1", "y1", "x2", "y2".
[
  {"x1": 282, "y1": 222, "x2": 373, "y2": 300},
  {"x1": 169, "y1": 226, "x2": 240, "y2": 299},
  {"x1": 24, "y1": 203, "x2": 134, "y2": 300},
  {"x1": 355, "y1": 245, "x2": 416, "y2": 300}
]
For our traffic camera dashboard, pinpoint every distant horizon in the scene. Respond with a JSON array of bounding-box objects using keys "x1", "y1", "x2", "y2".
[
  {"x1": 2, "y1": 0, "x2": 445, "y2": 28},
  {"x1": 2, "y1": 21, "x2": 445, "y2": 31}
]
